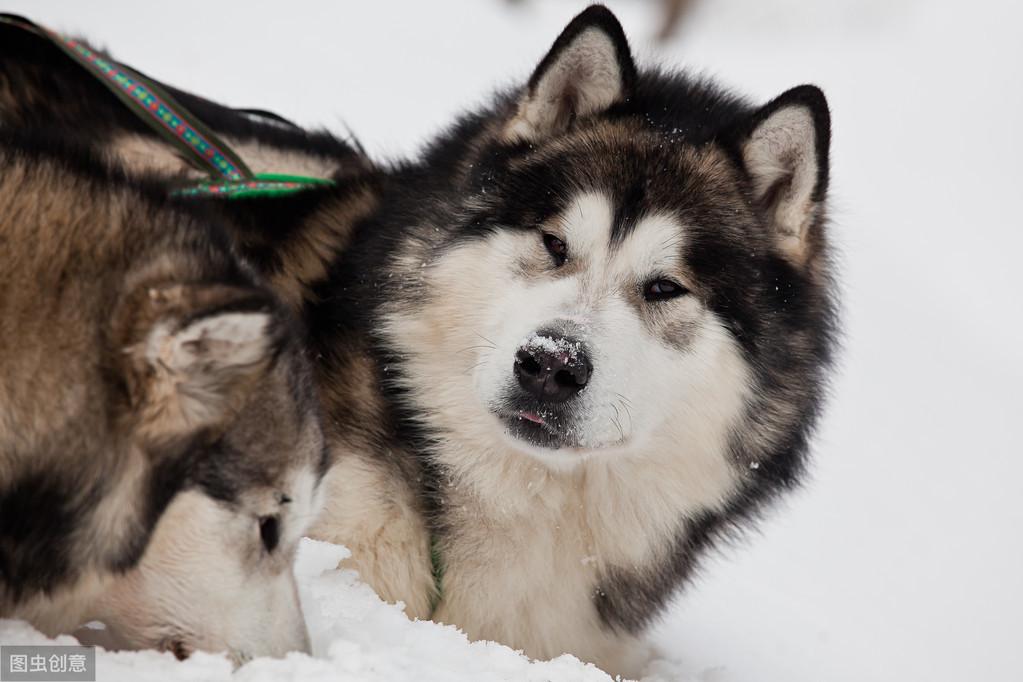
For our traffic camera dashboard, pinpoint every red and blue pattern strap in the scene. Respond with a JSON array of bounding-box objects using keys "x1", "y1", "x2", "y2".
[
  {"x1": 57, "y1": 37, "x2": 252, "y2": 181},
  {"x1": 0, "y1": 14, "x2": 334, "y2": 199}
]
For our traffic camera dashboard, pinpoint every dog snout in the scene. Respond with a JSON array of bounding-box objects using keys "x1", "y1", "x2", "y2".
[
  {"x1": 514, "y1": 333, "x2": 591, "y2": 402},
  {"x1": 243, "y1": 567, "x2": 311, "y2": 660}
]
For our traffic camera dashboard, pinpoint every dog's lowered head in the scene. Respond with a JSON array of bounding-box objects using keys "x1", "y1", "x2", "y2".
[
  {"x1": 89, "y1": 284, "x2": 325, "y2": 663},
  {"x1": 0, "y1": 139, "x2": 326, "y2": 663}
]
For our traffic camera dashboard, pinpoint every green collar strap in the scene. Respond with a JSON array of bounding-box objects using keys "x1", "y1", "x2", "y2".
[{"x1": 171, "y1": 173, "x2": 335, "y2": 200}]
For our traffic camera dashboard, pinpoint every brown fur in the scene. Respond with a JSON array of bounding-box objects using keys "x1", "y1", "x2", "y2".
[
  {"x1": 0, "y1": 137, "x2": 324, "y2": 660},
  {"x1": 267, "y1": 188, "x2": 380, "y2": 309},
  {"x1": 0, "y1": 22, "x2": 376, "y2": 314}
]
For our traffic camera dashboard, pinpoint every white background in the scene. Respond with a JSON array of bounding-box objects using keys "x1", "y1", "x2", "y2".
[{"x1": 4, "y1": 1, "x2": 1021, "y2": 680}]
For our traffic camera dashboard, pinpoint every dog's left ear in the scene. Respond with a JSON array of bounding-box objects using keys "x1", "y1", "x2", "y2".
[
  {"x1": 504, "y1": 5, "x2": 636, "y2": 142},
  {"x1": 727, "y1": 85, "x2": 831, "y2": 263}
]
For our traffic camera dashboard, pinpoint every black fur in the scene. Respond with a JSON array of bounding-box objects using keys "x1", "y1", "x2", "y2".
[{"x1": 0, "y1": 472, "x2": 83, "y2": 599}]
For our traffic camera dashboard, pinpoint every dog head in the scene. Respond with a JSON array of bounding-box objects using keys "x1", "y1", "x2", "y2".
[
  {"x1": 93, "y1": 281, "x2": 326, "y2": 663},
  {"x1": 383, "y1": 5, "x2": 834, "y2": 492}
]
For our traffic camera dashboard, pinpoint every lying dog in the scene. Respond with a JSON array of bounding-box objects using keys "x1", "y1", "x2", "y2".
[
  {"x1": 0, "y1": 6, "x2": 837, "y2": 675},
  {"x1": 308, "y1": 9, "x2": 837, "y2": 674},
  {"x1": 0, "y1": 134, "x2": 326, "y2": 663}
]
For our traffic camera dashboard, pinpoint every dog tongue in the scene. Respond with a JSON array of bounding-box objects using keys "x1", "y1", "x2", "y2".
[{"x1": 519, "y1": 411, "x2": 545, "y2": 425}]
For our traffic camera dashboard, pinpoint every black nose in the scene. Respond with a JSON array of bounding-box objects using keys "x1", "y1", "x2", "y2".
[{"x1": 514, "y1": 335, "x2": 592, "y2": 403}]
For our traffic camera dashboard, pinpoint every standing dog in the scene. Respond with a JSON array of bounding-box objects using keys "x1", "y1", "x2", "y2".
[
  {"x1": 0, "y1": 134, "x2": 326, "y2": 664},
  {"x1": 0, "y1": 6, "x2": 836, "y2": 675}
]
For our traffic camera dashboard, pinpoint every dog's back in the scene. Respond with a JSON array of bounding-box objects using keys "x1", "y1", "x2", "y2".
[
  {"x1": 0, "y1": 20, "x2": 365, "y2": 179},
  {"x1": 0, "y1": 139, "x2": 199, "y2": 471},
  {"x1": 0, "y1": 20, "x2": 381, "y2": 311}
]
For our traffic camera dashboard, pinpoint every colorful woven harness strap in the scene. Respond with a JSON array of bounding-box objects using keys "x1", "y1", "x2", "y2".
[{"x1": 0, "y1": 14, "x2": 334, "y2": 199}]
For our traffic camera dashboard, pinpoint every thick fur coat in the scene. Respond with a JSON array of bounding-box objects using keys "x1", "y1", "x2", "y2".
[
  {"x1": 0, "y1": 6, "x2": 836, "y2": 675},
  {"x1": 0, "y1": 134, "x2": 326, "y2": 662}
]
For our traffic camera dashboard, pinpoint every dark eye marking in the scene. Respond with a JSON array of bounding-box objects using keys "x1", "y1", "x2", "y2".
[
  {"x1": 259, "y1": 515, "x2": 280, "y2": 553},
  {"x1": 643, "y1": 279, "x2": 689, "y2": 302},
  {"x1": 542, "y1": 233, "x2": 568, "y2": 267}
]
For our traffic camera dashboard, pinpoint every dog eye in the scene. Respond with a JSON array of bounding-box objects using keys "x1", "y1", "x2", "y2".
[
  {"x1": 259, "y1": 515, "x2": 280, "y2": 553},
  {"x1": 542, "y1": 233, "x2": 568, "y2": 266},
  {"x1": 643, "y1": 279, "x2": 688, "y2": 301}
]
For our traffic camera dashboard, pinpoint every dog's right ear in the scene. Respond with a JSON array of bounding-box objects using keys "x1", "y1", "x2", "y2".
[
  {"x1": 504, "y1": 5, "x2": 636, "y2": 143},
  {"x1": 115, "y1": 283, "x2": 282, "y2": 441}
]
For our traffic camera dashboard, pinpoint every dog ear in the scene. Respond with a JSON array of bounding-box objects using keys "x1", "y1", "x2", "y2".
[
  {"x1": 504, "y1": 5, "x2": 636, "y2": 142},
  {"x1": 727, "y1": 85, "x2": 831, "y2": 263},
  {"x1": 117, "y1": 284, "x2": 282, "y2": 440}
]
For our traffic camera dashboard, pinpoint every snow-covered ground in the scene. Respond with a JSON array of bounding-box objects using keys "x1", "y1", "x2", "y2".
[
  {"x1": 1, "y1": 540, "x2": 625, "y2": 681},
  {"x1": 3, "y1": 1, "x2": 1021, "y2": 680}
]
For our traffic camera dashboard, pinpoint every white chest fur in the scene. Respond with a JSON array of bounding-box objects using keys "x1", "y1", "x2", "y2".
[{"x1": 430, "y1": 448, "x2": 727, "y2": 677}]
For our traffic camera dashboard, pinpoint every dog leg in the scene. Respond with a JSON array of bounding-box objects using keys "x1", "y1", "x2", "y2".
[{"x1": 308, "y1": 452, "x2": 435, "y2": 620}]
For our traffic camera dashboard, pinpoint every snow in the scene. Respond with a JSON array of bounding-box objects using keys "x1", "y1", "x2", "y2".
[
  {"x1": 3, "y1": 1, "x2": 1021, "y2": 680},
  {"x1": 1, "y1": 540, "x2": 631, "y2": 681},
  {"x1": 525, "y1": 333, "x2": 584, "y2": 359}
]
